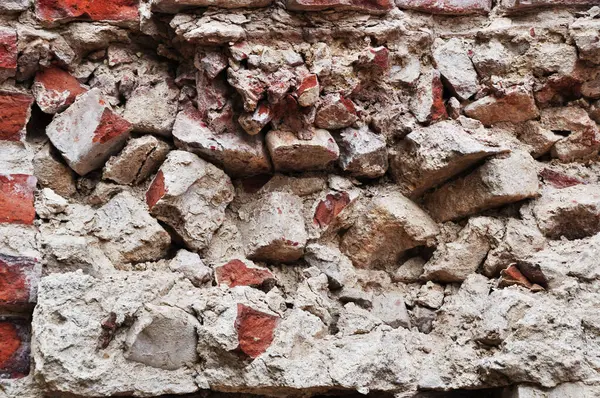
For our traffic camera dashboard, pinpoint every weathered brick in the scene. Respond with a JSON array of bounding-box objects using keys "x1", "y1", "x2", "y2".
[
  {"x1": 0, "y1": 27, "x2": 17, "y2": 82},
  {"x1": 235, "y1": 304, "x2": 279, "y2": 358},
  {"x1": 464, "y1": 87, "x2": 539, "y2": 126},
  {"x1": 0, "y1": 317, "x2": 30, "y2": 379},
  {"x1": 314, "y1": 192, "x2": 351, "y2": 228},
  {"x1": 296, "y1": 74, "x2": 319, "y2": 107},
  {"x1": 35, "y1": 0, "x2": 139, "y2": 24},
  {"x1": 0, "y1": 254, "x2": 40, "y2": 310},
  {"x1": 33, "y1": 66, "x2": 88, "y2": 114},
  {"x1": 46, "y1": 89, "x2": 132, "y2": 176},
  {"x1": 396, "y1": 0, "x2": 491, "y2": 14},
  {"x1": 501, "y1": 0, "x2": 597, "y2": 13},
  {"x1": 152, "y1": 0, "x2": 273, "y2": 12},
  {"x1": 286, "y1": 0, "x2": 394, "y2": 14},
  {"x1": 315, "y1": 94, "x2": 358, "y2": 130},
  {"x1": 215, "y1": 259, "x2": 275, "y2": 288},
  {"x1": 0, "y1": 175, "x2": 36, "y2": 225},
  {"x1": 0, "y1": 91, "x2": 34, "y2": 142}
]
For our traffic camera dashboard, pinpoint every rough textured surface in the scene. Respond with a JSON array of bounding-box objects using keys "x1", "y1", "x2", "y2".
[{"x1": 3, "y1": 0, "x2": 600, "y2": 397}]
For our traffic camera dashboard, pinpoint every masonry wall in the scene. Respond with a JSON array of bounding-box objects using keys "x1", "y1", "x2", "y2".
[{"x1": 1, "y1": 0, "x2": 600, "y2": 397}]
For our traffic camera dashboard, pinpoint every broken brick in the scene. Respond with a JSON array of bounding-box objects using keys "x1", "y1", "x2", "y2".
[
  {"x1": 0, "y1": 254, "x2": 40, "y2": 311},
  {"x1": 215, "y1": 259, "x2": 275, "y2": 288},
  {"x1": 315, "y1": 94, "x2": 358, "y2": 130},
  {"x1": 0, "y1": 317, "x2": 30, "y2": 379},
  {"x1": 0, "y1": 91, "x2": 34, "y2": 142},
  {"x1": 0, "y1": 27, "x2": 17, "y2": 82},
  {"x1": 396, "y1": 0, "x2": 492, "y2": 14},
  {"x1": 235, "y1": 304, "x2": 279, "y2": 358},
  {"x1": 296, "y1": 74, "x2": 320, "y2": 107},
  {"x1": 314, "y1": 192, "x2": 351, "y2": 228},
  {"x1": 0, "y1": 175, "x2": 37, "y2": 225},
  {"x1": 35, "y1": 0, "x2": 139, "y2": 24},
  {"x1": 33, "y1": 66, "x2": 88, "y2": 114}
]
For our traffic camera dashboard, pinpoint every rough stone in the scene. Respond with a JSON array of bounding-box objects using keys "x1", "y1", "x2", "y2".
[
  {"x1": 238, "y1": 102, "x2": 273, "y2": 136},
  {"x1": 92, "y1": 191, "x2": 171, "y2": 264},
  {"x1": 341, "y1": 190, "x2": 439, "y2": 268},
  {"x1": 152, "y1": 0, "x2": 273, "y2": 12},
  {"x1": 103, "y1": 135, "x2": 170, "y2": 185},
  {"x1": 337, "y1": 126, "x2": 388, "y2": 179},
  {"x1": 432, "y1": 38, "x2": 479, "y2": 101},
  {"x1": 33, "y1": 143, "x2": 77, "y2": 197},
  {"x1": 123, "y1": 80, "x2": 180, "y2": 136},
  {"x1": 424, "y1": 151, "x2": 539, "y2": 222},
  {"x1": 314, "y1": 93, "x2": 358, "y2": 130},
  {"x1": 125, "y1": 304, "x2": 199, "y2": 370},
  {"x1": 410, "y1": 68, "x2": 447, "y2": 124},
  {"x1": 533, "y1": 185, "x2": 600, "y2": 240},
  {"x1": 266, "y1": 128, "x2": 339, "y2": 172},
  {"x1": 238, "y1": 191, "x2": 308, "y2": 262},
  {"x1": 173, "y1": 106, "x2": 272, "y2": 177},
  {"x1": 296, "y1": 74, "x2": 320, "y2": 107},
  {"x1": 32, "y1": 66, "x2": 87, "y2": 114},
  {"x1": 540, "y1": 107, "x2": 600, "y2": 161},
  {"x1": 286, "y1": 0, "x2": 394, "y2": 14},
  {"x1": 46, "y1": 88, "x2": 132, "y2": 176},
  {"x1": 396, "y1": 0, "x2": 491, "y2": 14},
  {"x1": 517, "y1": 121, "x2": 562, "y2": 158},
  {"x1": 168, "y1": 249, "x2": 212, "y2": 287},
  {"x1": 390, "y1": 121, "x2": 506, "y2": 197},
  {"x1": 371, "y1": 292, "x2": 411, "y2": 329},
  {"x1": 464, "y1": 87, "x2": 539, "y2": 126}
]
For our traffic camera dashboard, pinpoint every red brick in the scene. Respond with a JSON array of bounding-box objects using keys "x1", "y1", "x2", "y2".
[
  {"x1": 234, "y1": 304, "x2": 278, "y2": 358},
  {"x1": 0, "y1": 175, "x2": 36, "y2": 225},
  {"x1": 296, "y1": 74, "x2": 320, "y2": 107},
  {"x1": 93, "y1": 108, "x2": 133, "y2": 144},
  {"x1": 35, "y1": 0, "x2": 139, "y2": 24},
  {"x1": 314, "y1": 192, "x2": 351, "y2": 228},
  {"x1": 0, "y1": 91, "x2": 34, "y2": 142},
  {"x1": 395, "y1": 0, "x2": 491, "y2": 14},
  {"x1": 215, "y1": 259, "x2": 275, "y2": 288},
  {"x1": 539, "y1": 168, "x2": 583, "y2": 189},
  {"x1": 0, "y1": 28, "x2": 17, "y2": 79},
  {"x1": 0, "y1": 254, "x2": 39, "y2": 310},
  {"x1": 286, "y1": 0, "x2": 393, "y2": 14},
  {"x1": 314, "y1": 94, "x2": 358, "y2": 130},
  {"x1": 499, "y1": 264, "x2": 532, "y2": 289},
  {"x1": 33, "y1": 66, "x2": 88, "y2": 113},
  {"x1": 0, "y1": 318, "x2": 30, "y2": 379},
  {"x1": 146, "y1": 170, "x2": 166, "y2": 210}
]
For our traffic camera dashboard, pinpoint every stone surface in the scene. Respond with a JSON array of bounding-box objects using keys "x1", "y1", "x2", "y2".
[
  {"x1": 123, "y1": 81, "x2": 180, "y2": 136},
  {"x1": 432, "y1": 38, "x2": 479, "y2": 101},
  {"x1": 424, "y1": 151, "x2": 539, "y2": 222},
  {"x1": 168, "y1": 249, "x2": 212, "y2": 287},
  {"x1": 541, "y1": 107, "x2": 600, "y2": 161},
  {"x1": 238, "y1": 191, "x2": 308, "y2": 262},
  {"x1": 501, "y1": 0, "x2": 598, "y2": 12},
  {"x1": 0, "y1": 91, "x2": 34, "y2": 142},
  {"x1": 296, "y1": 74, "x2": 320, "y2": 107},
  {"x1": 410, "y1": 68, "x2": 447, "y2": 124},
  {"x1": 235, "y1": 304, "x2": 279, "y2": 358},
  {"x1": 152, "y1": 0, "x2": 273, "y2": 12},
  {"x1": 389, "y1": 121, "x2": 506, "y2": 197},
  {"x1": 464, "y1": 87, "x2": 539, "y2": 126},
  {"x1": 341, "y1": 190, "x2": 439, "y2": 268},
  {"x1": 215, "y1": 258, "x2": 275, "y2": 288},
  {"x1": 0, "y1": 0, "x2": 31, "y2": 13},
  {"x1": 517, "y1": 121, "x2": 562, "y2": 158},
  {"x1": 125, "y1": 304, "x2": 200, "y2": 370},
  {"x1": 286, "y1": 0, "x2": 394, "y2": 14},
  {"x1": 103, "y1": 135, "x2": 170, "y2": 185},
  {"x1": 173, "y1": 106, "x2": 272, "y2": 177},
  {"x1": 46, "y1": 88, "x2": 132, "y2": 176},
  {"x1": 32, "y1": 66, "x2": 87, "y2": 114},
  {"x1": 266, "y1": 129, "x2": 339, "y2": 172},
  {"x1": 0, "y1": 254, "x2": 41, "y2": 311},
  {"x1": 533, "y1": 185, "x2": 600, "y2": 240},
  {"x1": 396, "y1": 0, "x2": 491, "y2": 14},
  {"x1": 314, "y1": 94, "x2": 358, "y2": 130},
  {"x1": 33, "y1": 143, "x2": 77, "y2": 197},
  {"x1": 147, "y1": 151, "x2": 234, "y2": 252},
  {"x1": 337, "y1": 126, "x2": 388, "y2": 179},
  {"x1": 422, "y1": 217, "x2": 504, "y2": 282},
  {"x1": 92, "y1": 191, "x2": 171, "y2": 264},
  {"x1": 0, "y1": 174, "x2": 36, "y2": 225}
]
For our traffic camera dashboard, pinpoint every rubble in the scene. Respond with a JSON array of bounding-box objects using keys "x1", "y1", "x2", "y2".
[
  {"x1": 432, "y1": 38, "x2": 479, "y2": 101},
  {"x1": 337, "y1": 126, "x2": 388, "y2": 179},
  {"x1": 32, "y1": 66, "x2": 87, "y2": 114},
  {"x1": 266, "y1": 129, "x2": 340, "y2": 172},
  {"x1": 464, "y1": 87, "x2": 539, "y2": 126}
]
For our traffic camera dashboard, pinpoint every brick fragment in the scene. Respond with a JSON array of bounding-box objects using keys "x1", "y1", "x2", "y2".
[
  {"x1": 0, "y1": 91, "x2": 34, "y2": 142},
  {"x1": 32, "y1": 66, "x2": 87, "y2": 114},
  {"x1": 315, "y1": 94, "x2": 358, "y2": 130},
  {"x1": 296, "y1": 74, "x2": 320, "y2": 107},
  {"x1": 266, "y1": 129, "x2": 339, "y2": 172},
  {"x1": 35, "y1": 0, "x2": 139, "y2": 24},
  {"x1": 0, "y1": 28, "x2": 17, "y2": 82},
  {"x1": 215, "y1": 259, "x2": 275, "y2": 288},
  {"x1": 314, "y1": 192, "x2": 351, "y2": 228},
  {"x1": 0, "y1": 254, "x2": 40, "y2": 310},
  {"x1": 46, "y1": 89, "x2": 132, "y2": 176},
  {"x1": 235, "y1": 304, "x2": 278, "y2": 358},
  {"x1": 0, "y1": 175, "x2": 36, "y2": 225},
  {"x1": 464, "y1": 87, "x2": 539, "y2": 126},
  {"x1": 0, "y1": 317, "x2": 30, "y2": 379}
]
